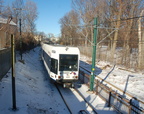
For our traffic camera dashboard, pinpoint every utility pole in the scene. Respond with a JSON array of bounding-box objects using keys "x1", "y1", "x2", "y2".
[
  {"x1": 90, "y1": 17, "x2": 97, "y2": 91},
  {"x1": 13, "y1": 8, "x2": 24, "y2": 61},
  {"x1": 19, "y1": 18, "x2": 22, "y2": 60},
  {"x1": 11, "y1": 34, "x2": 17, "y2": 110}
]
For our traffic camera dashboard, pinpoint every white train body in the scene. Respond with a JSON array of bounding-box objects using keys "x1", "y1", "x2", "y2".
[{"x1": 41, "y1": 43, "x2": 80, "y2": 85}]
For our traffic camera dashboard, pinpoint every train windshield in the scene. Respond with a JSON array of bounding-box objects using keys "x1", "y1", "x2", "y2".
[{"x1": 59, "y1": 54, "x2": 78, "y2": 71}]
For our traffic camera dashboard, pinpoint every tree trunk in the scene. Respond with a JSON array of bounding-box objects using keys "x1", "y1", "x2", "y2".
[
  {"x1": 138, "y1": 10, "x2": 144, "y2": 69},
  {"x1": 111, "y1": 20, "x2": 120, "y2": 63}
]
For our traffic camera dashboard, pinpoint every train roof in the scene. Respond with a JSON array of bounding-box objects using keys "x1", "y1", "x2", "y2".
[{"x1": 42, "y1": 43, "x2": 80, "y2": 55}]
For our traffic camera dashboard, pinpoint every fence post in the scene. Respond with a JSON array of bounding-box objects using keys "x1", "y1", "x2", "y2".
[
  {"x1": 82, "y1": 71, "x2": 85, "y2": 83},
  {"x1": 128, "y1": 105, "x2": 132, "y2": 114},
  {"x1": 96, "y1": 79, "x2": 99, "y2": 95},
  {"x1": 11, "y1": 34, "x2": 17, "y2": 110},
  {"x1": 108, "y1": 90, "x2": 112, "y2": 107}
]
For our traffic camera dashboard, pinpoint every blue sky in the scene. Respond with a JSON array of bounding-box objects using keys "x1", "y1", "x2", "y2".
[
  {"x1": 4, "y1": 0, "x2": 72, "y2": 36},
  {"x1": 33, "y1": 0, "x2": 72, "y2": 36}
]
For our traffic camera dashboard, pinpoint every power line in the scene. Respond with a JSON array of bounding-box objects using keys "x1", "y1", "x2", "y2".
[
  {"x1": 60, "y1": 15, "x2": 144, "y2": 46},
  {"x1": 109, "y1": 16, "x2": 144, "y2": 23},
  {"x1": 97, "y1": 29, "x2": 116, "y2": 45},
  {"x1": 62, "y1": 15, "x2": 144, "y2": 29}
]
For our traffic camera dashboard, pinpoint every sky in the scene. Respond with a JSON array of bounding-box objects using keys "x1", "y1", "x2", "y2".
[
  {"x1": 4, "y1": 0, "x2": 72, "y2": 36},
  {"x1": 33, "y1": 0, "x2": 72, "y2": 36}
]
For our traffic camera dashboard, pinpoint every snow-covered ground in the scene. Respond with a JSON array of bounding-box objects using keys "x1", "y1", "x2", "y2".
[
  {"x1": 0, "y1": 47, "x2": 71, "y2": 114},
  {"x1": 0, "y1": 46, "x2": 143, "y2": 114},
  {"x1": 0, "y1": 47, "x2": 117, "y2": 114},
  {"x1": 80, "y1": 54, "x2": 144, "y2": 107}
]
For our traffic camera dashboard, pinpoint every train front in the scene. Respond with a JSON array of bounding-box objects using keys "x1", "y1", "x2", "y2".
[{"x1": 58, "y1": 47, "x2": 80, "y2": 87}]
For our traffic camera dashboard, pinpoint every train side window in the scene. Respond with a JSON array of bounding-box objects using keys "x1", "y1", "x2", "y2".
[
  {"x1": 51, "y1": 58, "x2": 58, "y2": 74},
  {"x1": 43, "y1": 51, "x2": 51, "y2": 69}
]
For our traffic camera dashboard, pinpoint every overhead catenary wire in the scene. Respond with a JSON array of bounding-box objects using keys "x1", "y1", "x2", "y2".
[
  {"x1": 63, "y1": 24, "x2": 120, "y2": 46},
  {"x1": 109, "y1": 15, "x2": 144, "y2": 23},
  {"x1": 60, "y1": 15, "x2": 144, "y2": 46},
  {"x1": 65, "y1": 15, "x2": 144, "y2": 28},
  {"x1": 97, "y1": 29, "x2": 116, "y2": 45}
]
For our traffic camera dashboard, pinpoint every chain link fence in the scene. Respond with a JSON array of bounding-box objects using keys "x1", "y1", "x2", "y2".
[{"x1": 78, "y1": 40, "x2": 144, "y2": 71}]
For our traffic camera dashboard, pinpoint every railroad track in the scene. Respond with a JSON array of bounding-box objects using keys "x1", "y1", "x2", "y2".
[
  {"x1": 79, "y1": 66, "x2": 91, "y2": 74},
  {"x1": 80, "y1": 65, "x2": 136, "y2": 97},
  {"x1": 55, "y1": 83, "x2": 72, "y2": 114},
  {"x1": 72, "y1": 87, "x2": 98, "y2": 114},
  {"x1": 55, "y1": 83, "x2": 97, "y2": 114},
  {"x1": 79, "y1": 65, "x2": 144, "y2": 114}
]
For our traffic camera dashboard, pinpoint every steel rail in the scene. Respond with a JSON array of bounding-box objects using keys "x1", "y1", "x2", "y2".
[
  {"x1": 72, "y1": 87, "x2": 98, "y2": 114},
  {"x1": 79, "y1": 66, "x2": 133, "y2": 97},
  {"x1": 55, "y1": 83, "x2": 97, "y2": 114},
  {"x1": 79, "y1": 66, "x2": 144, "y2": 107},
  {"x1": 55, "y1": 83, "x2": 72, "y2": 114}
]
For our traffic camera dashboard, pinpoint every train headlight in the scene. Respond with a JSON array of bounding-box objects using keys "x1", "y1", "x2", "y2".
[
  {"x1": 58, "y1": 76, "x2": 61, "y2": 79},
  {"x1": 73, "y1": 76, "x2": 78, "y2": 79}
]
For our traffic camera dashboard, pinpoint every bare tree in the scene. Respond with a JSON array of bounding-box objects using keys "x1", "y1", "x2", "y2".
[
  {"x1": 59, "y1": 0, "x2": 144, "y2": 70},
  {"x1": 72, "y1": 0, "x2": 98, "y2": 46},
  {"x1": 24, "y1": 0, "x2": 37, "y2": 34},
  {"x1": 59, "y1": 10, "x2": 79, "y2": 46},
  {"x1": 12, "y1": 0, "x2": 24, "y2": 24},
  {"x1": 11, "y1": 0, "x2": 37, "y2": 34},
  {"x1": 105, "y1": 0, "x2": 125, "y2": 62},
  {"x1": 138, "y1": 9, "x2": 144, "y2": 69}
]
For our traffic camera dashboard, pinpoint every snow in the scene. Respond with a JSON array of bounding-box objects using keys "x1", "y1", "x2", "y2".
[
  {"x1": 78, "y1": 85, "x2": 119, "y2": 114},
  {"x1": 80, "y1": 54, "x2": 144, "y2": 108},
  {"x1": 0, "y1": 46, "x2": 143, "y2": 114},
  {"x1": 57, "y1": 85, "x2": 95, "y2": 113},
  {"x1": 0, "y1": 47, "x2": 70, "y2": 114}
]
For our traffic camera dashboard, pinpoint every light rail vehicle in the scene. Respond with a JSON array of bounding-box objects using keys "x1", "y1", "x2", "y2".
[{"x1": 41, "y1": 43, "x2": 80, "y2": 87}]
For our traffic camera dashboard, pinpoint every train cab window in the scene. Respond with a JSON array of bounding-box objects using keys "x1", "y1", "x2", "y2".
[
  {"x1": 51, "y1": 58, "x2": 58, "y2": 74},
  {"x1": 59, "y1": 54, "x2": 78, "y2": 71}
]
